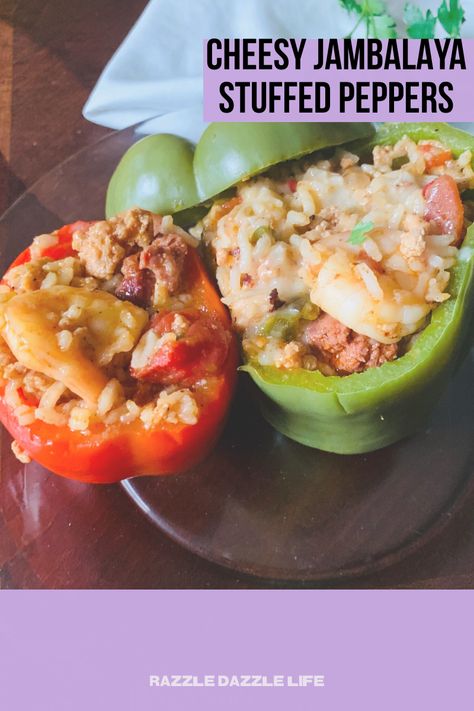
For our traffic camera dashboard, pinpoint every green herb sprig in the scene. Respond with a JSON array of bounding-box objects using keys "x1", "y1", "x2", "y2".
[
  {"x1": 340, "y1": 0, "x2": 466, "y2": 39},
  {"x1": 437, "y1": 0, "x2": 466, "y2": 37},
  {"x1": 403, "y1": 4, "x2": 437, "y2": 37},
  {"x1": 340, "y1": 0, "x2": 397, "y2": 38}
]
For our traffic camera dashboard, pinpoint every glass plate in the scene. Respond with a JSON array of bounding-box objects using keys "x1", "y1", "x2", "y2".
[{"x1": 1, "y1": 127, "x2": 473, "y2": 582}]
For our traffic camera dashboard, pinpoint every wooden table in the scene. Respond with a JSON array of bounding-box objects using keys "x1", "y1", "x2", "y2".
[{"x1": 1, "y1": 1, "x2": 474, "y2": 589}]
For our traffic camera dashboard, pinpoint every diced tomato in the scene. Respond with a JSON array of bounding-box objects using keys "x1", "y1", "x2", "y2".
[
  {"x1": 131, "y1": 308, "x2": 231, "y2": 386},
  {"x1": 212, "y1": 196, "x2": 242, "y2": 222},
  {"x1": 17, "y1": 387, "x2": 39, "y2": 408},
  {"x1": 419, "y1": 143, "x2": 452, "y2": 170},
  {"x1": 288, "y1": 178, "x2": 298, "y2": 192},
  {"x1": 423, "y1": 175, "x2": 465, "y2": 246}
]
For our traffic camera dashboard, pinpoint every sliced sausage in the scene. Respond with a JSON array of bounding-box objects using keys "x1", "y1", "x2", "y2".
[
  {"x1": 115, "y1": 254, "x2": 155, "y2": 308},
  {"x1": 423, "y1": 175, "x2": 465, "y2": 245},
  {"x1": 130, "y1": 309, "x2": 230, "y2": 386}
]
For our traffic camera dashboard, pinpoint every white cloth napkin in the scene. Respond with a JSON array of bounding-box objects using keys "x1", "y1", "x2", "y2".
[{"x1": 83, "y1": 0, "x2": 474, "y2": 140}]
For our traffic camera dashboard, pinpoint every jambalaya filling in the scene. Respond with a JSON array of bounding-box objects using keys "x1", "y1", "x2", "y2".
[
  {"x1": 0, "y1": 209, "x2": 231, "y2": 463},
  {"x1": 196, "y1": 136, "x2": 473, "y2": 375}
]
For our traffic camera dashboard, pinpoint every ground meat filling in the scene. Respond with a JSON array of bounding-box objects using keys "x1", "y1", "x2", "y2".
[
  {"x1": 72, "y1": 209, "x2": 189, "y2": 308},
  {"x1": 139, "y1": 232, "x2": 188, "y2": 293},
  {"x1": 303, "y1": 313, "x2": 398, "y2": 375},
  {"x1": 72, "y1": 207, "x2": 155, "y2": 280},
  {"x1": 115, "y1": 232, "x2": 188, "y2": 307}
]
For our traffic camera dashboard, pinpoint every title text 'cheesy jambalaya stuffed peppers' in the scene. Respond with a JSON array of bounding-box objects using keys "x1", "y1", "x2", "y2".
[
  {"x1": 0, "y1": 211, "x2": 238, "y2": 482},
  {"x1": 106, "y1": 122, "x2": 474, "y2": 454}
]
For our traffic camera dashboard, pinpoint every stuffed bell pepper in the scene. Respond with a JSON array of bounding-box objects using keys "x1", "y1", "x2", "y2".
[
  {"x1": 0, "y1": 209, "x2": 238, "y2": 482},
  {"x1": 107, "y1": 121, "x2": 474, "y2": 454}
]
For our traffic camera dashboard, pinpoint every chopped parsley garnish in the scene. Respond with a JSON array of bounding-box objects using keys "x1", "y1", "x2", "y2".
[
  {"x1": 340, "y1": 0, "x2": 398, "y2": 38},
  {"x1": 348, "y1": 220, "x2": 375, "y2": 245}
]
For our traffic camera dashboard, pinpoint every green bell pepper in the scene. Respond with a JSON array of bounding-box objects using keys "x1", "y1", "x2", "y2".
[
  {"x1": 105, "y1": 122, "x2": 374, "y2": 223},
  {"x1": 241, "y1": 123, "x2": 474, "y2": 453},
  {"x1": 106, "y1": 134, "x2": 204, "y2": 226}
]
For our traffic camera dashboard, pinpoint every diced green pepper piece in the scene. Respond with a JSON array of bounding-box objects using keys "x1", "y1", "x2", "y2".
[
  {"x1": 258, "y1": 299, "x2": 320, "y2": 340},
  {"x1": 249, "y1": 226, "x2": 275, "y2": 245},
  {"x1": 262, "y1": 315, "x2": 294, "y2": 340}
]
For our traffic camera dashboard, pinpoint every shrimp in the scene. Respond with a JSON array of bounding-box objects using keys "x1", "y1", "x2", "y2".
[
  {"x1": 1, "y1": 285, "x2": 148, "y2": 405},
  {"x1": 309, "y1": 249, "x2": 431, "y2": 344}
]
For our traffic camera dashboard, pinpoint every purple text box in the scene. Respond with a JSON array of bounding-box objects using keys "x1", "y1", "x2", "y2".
[
  {"x1": 1, "y1": 589, "x2": 474, "y2": 710},
  {"x1": 204, "y1": 39, "x2": 472, "y2": 122}
]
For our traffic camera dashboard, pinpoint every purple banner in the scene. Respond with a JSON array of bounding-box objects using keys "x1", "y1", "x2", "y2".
[
  {"x1": 204, "y1": 38, "x2": 472, "y2": 122},
  {"x1": 1, "y1": 590, "x2": 473, "y2": 710}
]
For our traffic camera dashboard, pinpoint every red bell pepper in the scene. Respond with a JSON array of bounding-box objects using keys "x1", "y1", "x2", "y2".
[{"x1": 0, "y1": 222, "x2": 238, "y2": 483}]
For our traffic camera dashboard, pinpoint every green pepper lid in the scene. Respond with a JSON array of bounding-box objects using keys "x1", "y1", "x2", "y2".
[
  {"x1": 106, "y1": 133, "x2": 200, "y2": 220},
  {"x1": 106, "y1": 122, "x2": 375, "y2": 219}
]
